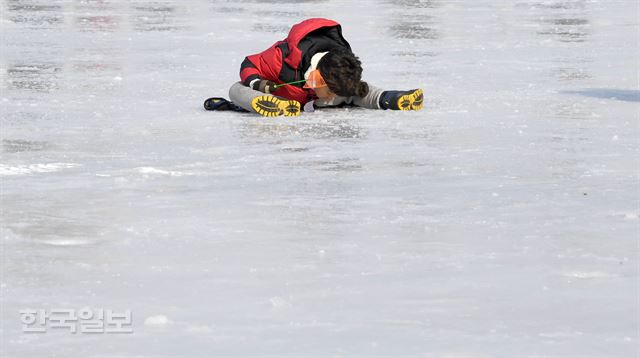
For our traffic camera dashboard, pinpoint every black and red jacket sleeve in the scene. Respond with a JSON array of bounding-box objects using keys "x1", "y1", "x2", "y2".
[
  {"x1": 240, "y1": 58, "x2": 261, "y2": 87},
  {"x1": 240, "y1": 41, "x2": 285, "y2": 87}
]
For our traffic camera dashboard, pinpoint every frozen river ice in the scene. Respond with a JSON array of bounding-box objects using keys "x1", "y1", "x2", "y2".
[{"x1": 1, "y1": 0, "x2": 639, "y2": 356}]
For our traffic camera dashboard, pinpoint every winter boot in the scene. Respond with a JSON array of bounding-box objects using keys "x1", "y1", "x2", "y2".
[
  {"x1": 203, "y1": 97, "x2": 248, "y2": 112},
  {"x1": 379, "y1": 89, "x2": 424, "y2": 110},
  {"x1": 251, "y1": 95, "x2": 301, "y2": 117}
]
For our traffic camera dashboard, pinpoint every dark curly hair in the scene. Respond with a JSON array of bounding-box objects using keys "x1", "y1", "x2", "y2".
[{"x1": 317, "y1": 48, "x2": 369, "y2": 98}]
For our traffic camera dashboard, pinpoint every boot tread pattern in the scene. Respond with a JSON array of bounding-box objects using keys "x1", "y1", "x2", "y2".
[
  {"x1": 397, "y1": 89, "x2": 424, "y2": 111},
  {"x1": 281, "y1": 100, "x2": 301, "y2": 117},
  {"x1": 251, "y1": 96, "x2": 301, "y2": 117}
]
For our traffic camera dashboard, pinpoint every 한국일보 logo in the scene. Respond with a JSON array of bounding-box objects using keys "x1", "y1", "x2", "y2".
[{"x1": 19, "y1": 308, "x2": 133, "y2": 334}]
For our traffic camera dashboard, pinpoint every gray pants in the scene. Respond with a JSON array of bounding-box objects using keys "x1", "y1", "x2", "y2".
[{"x1": 228, "y1": 82, "x2": 384, "y2": 113}]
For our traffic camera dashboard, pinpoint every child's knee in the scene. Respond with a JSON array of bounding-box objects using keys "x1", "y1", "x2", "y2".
[{"x1": 228, "y1": 82, "x2": 244, "y2": 101}]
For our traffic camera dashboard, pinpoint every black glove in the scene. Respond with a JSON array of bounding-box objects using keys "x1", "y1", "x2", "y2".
[{"x1": 253, "y1": 79, "x2": 277, "y2": 94}]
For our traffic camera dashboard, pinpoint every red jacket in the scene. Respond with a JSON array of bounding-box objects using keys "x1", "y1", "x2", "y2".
[{"x1": 240, "y1": 18, "x2": 351, "y2": 104}]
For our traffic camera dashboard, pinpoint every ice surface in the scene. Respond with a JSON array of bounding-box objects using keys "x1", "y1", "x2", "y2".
[{"x1": 1, "y1": 0, "x2": 639, "y2": 356}]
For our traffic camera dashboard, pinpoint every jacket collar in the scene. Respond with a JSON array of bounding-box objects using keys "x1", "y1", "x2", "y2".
[{"x1": 284, "y1": 18, "x2": 341, "y2": 68}]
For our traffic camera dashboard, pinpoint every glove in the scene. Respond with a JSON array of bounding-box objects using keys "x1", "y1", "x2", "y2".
[{"x1": 252, "y1": 79, "x2": 277, "y2": 94}]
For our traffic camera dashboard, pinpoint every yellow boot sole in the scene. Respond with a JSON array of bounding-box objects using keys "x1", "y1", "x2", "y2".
[
  {"x1": 397, "y1": 89, "x2": 424, "y2": 111},
  {"x1": 251, "y1": 95, "x2": 301, "y2": 117}
]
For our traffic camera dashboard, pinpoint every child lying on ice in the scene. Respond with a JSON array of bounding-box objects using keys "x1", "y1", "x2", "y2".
[{"x1": 204, "y1": 18, "x2": 423, "y2": 117}]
